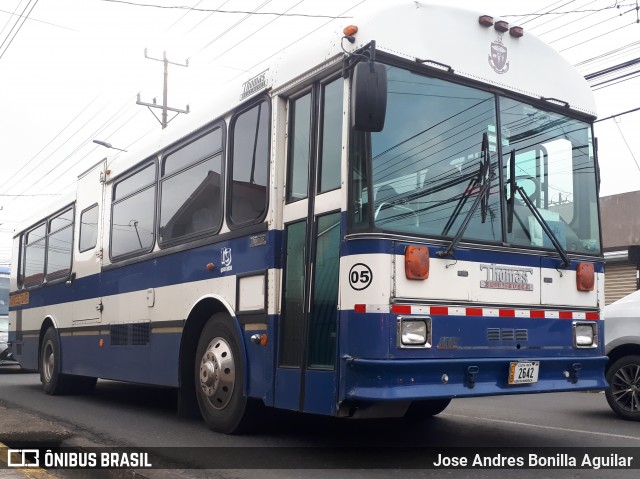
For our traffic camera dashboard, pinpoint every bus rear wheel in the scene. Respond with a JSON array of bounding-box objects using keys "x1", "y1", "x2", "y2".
[
  {"x1": 40, "y1": 327, "x2": 96, "y2": 395},
  {"x1": 195, "y1": 314, "x2": 257, "y2": 434}
]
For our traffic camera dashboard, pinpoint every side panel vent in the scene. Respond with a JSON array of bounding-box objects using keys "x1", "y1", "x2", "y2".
[{"x1": 110, "y1": 322, "x2": 151, "y2": 347}]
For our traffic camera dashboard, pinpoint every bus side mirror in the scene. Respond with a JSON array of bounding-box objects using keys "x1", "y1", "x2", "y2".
[{"x1": 351, "y1": 61, "x2": 387, "y2": 132}]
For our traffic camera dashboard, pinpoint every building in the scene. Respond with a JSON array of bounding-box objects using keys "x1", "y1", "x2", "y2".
[{"x1": 600, "y1": 191, "x2": 640, "y2": 305}]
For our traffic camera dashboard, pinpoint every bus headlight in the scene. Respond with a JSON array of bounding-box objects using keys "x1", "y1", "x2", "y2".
[
  {"x1": 398, "y1": 318, "x2": 432, "y2": 348},
  {"x1": 573, "y1": 322, "x2": 597, "y2": 348}
]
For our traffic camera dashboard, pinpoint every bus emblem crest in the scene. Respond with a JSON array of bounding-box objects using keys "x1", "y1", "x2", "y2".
[
  {"x1": 488, "y1": 36, "x2": 510, "y2": 74},
  {"x1": 220, "y1": 247, "x2": 233, "y2": 273}
]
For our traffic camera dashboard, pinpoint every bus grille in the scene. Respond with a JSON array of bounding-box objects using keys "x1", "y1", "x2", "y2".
[{"x1": 487, "y1": 328, "x2": 528, "y2": 342}]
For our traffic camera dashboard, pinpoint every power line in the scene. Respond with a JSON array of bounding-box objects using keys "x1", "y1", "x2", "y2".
[
  {"x1": 192, "y1": 0, "x2": 273, "y2": 58},
  {"x1": 533, "y1": 0, "x2": 600, "y2": 35},
  {"x1": 0, "y1": 7, "x2": 77, "y2": 31},
  {"x1": 595, "y1": 106, "x2": 640, "y2": 122},
  {"x1": 206, "y1": 0, "x2": 309, "y2": 65},
  {"x1": 0, "y1": 96, "x2": 100, "y2": 192},
  {"x1": 0, "y1": 0, "x2": 39, "y2": 61},
  {"x1": 613, "y1": 119, "x2": 640, "y2": 173},
  {"x1": 507, "y1": 0, "x2": 576, "y2": 26},
  {"x1": 98, "y1": 0, "x2": 351, "y2": 19},
  {"x1": 503, "y1": 2, "x2": 634, "y2": 19},
  {"x1": 585, "y1": 56, "x2": 640, "y2": 79},
  {"x1": 559, "y1": 21, "x2": 636, "y2": 52}
]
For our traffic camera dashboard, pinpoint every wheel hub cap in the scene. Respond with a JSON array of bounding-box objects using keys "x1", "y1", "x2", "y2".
[{"x1": 198, "y1": 337, "x2": 235, "y2": 410}]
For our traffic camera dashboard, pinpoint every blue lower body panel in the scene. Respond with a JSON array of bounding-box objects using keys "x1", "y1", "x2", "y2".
[{"x1": 343, "y1": 356, "x2": 608, "y2": 401}]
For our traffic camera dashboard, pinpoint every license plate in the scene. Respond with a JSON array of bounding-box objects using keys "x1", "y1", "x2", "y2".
[{"x1": 508, "y1": 361, "x2": 539, "y2": 385}]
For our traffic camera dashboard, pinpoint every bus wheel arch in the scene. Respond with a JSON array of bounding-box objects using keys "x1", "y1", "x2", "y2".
[{"x1": 178, "y1": 297, "x2": 249, "y2": 423}]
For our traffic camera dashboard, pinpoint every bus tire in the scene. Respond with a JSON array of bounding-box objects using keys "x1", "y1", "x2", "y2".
[
  {"x1": 605, "y1": 355, "x2": 640, "y2": 421},
  {"x1": 195, "y1": 313, "x2": 256, "y2": 434},
  {"x1": 40, "y1": 327, "x2": 70, "y2": 395},
  {"x1": 404, "y1": 398, "x2": 452, "y2": 419},
  {"x1": 40, "y1": 327, "x2": 97, "y2": 395}
]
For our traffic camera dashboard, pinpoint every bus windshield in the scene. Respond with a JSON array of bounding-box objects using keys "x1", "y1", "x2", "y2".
[{"x1": 350, "y1": 65, "x2": 601, "y2": 256}]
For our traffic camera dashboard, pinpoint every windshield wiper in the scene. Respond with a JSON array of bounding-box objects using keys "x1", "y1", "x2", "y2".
[
  {"x1": 438, "y1": 133, "x2": 493, "y2": 259},
  {"x1": 507, "y1": 149, "x2": 570, "y2": 268}
]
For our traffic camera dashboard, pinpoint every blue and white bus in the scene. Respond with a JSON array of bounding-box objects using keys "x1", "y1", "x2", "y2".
[{"x1": 9, "y1": 2, "x2": 607, "y2": 433}]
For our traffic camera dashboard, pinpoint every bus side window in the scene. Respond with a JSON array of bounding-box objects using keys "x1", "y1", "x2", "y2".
[
  {"x1": 110, "y1": 162, "x2": 157, "y2": 259},
  {"x1": 159, "y1": 126, "x2": 223, "y2": 245},
  {"x1": 46, "y1": 208, "x2": 74, "y2": 280},
  {"x1": 22, "y1": 223, "x2": 46, "y2": 287},
  {"x1": 228, "y1": 100, "x2": 270, "y2": 227},
  {"x1": 79, "y1": 204, "x2": 99, "y2": 253}
]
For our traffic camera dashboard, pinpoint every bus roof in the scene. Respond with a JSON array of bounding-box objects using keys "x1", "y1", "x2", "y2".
[
  {"x1": 104, "y1": 1, "x2": 595, "y2": 182},
  {"x1": 14, "y1": 1, "x2": 596, "y2": 236}
]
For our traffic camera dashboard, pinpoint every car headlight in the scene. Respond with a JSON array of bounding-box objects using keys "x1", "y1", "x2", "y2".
[{"x1": 574, "y1": 322, "x2": 597, "y2": 348}]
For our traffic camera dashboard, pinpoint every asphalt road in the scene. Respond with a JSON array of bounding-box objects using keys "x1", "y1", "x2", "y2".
[{"x1": 1, "y1": 364, "x2": 639, "y2": 479}]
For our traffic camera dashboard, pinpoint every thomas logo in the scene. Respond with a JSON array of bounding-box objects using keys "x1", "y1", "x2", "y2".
[
  {"x1": 488, "y1": 35, "x2": 510, "y2": 74},
  {"x1": 480, "y1": 263, "x2": 533, "y2": 291}
]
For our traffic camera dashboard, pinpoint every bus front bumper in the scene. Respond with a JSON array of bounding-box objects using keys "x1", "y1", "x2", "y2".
[{"x1": 342, "y1": 356, "x2": 608, "y2": 401}]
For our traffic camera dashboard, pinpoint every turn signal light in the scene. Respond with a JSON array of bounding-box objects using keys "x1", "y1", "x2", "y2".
[
  {"x1": 343, "y1": 25, "x2": 358, "y2": 36},
  {"x1": 405, "y1": 246, "x2": 429, "y2": 280},
  {"x1": 576, "y1": 263, "x2": 595, "y2": 291}
]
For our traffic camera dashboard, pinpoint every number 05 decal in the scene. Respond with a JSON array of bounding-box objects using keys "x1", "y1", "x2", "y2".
[{"x1": 349, "y1": 263, "x2": 373, "y2": 290}]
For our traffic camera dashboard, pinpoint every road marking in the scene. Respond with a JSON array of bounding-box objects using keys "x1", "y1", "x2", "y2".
[{"x1": 441, "y1": 413, "x2": 640, "y2": 441}]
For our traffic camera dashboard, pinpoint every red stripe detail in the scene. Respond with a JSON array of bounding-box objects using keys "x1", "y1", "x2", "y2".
[
  {"x1": 466, "y1": 308, "x2": 483, "y2": 316},
  {"x1": 585, "y1": 312, "x2": 599, "y2": 320},
  {"x1": 499, "y1": 309, "x2": 515, "y2": 317},
  {"x1": 391, "y1": 305, "x2": 412, "y2": 315},
  {"x1": 430, "y1": 306, "x2": 448, "y2": 316},
  {"x1": 530, "y1": 310, "x2": 545, "y2": 319},
  {"x1": 354, "y1": 304, "x2": 366, "y2": 313}
]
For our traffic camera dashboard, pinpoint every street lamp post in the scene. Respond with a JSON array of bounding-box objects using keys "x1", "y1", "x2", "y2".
[{"x1": 92, "y1": 140, "x2": 127, "y2": 152}]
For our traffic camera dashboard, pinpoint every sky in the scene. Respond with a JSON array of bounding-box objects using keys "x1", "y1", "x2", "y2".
[{"x1": 1, "y1": 0, "x2": 639, "y2": 268}]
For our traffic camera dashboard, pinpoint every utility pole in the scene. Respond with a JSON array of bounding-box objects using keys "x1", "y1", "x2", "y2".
[{"x1": 137, "y1": 49, "x2": 190, "y2": 129}]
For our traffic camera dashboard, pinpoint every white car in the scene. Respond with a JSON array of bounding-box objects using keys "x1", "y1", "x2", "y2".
[{"x1": 603, "y1": 290, "x2": 640, "y2": 421}]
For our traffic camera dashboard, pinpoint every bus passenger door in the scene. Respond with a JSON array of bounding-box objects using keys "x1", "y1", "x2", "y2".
[
  {"x1": 275, "y1": 76, "x2": 344, "y2": 414},
  {"x1": 71, "y1": 160, "x2": 106, "y2": 324}
]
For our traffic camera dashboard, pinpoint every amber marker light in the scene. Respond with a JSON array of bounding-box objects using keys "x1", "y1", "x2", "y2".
[
  {"x1": 405, "y1": 245, "x2": 430, "y2": 280},
  {"x1": 343, "y1": 25, "x2": 358, "y2": 36},
  {"x1": 206, "y1": 263, "x2": 215, "y2": 271},
  {"x1": 260, "y1": 334, "x2": 268, "y2": 346},
  {"x1": 509, "y1": 26, "x2": 524, "y2": 37},
  {"x1": 494, "y1": 20, "x2": 509, "y2": 32},
  {"x1": 99, "y1": 338, "x2": 104, "y2": 348},
  {"x1": 478, "y1": 15, "x2": 494, "y2": 27},
  {"x1": 576, "y1": 263, "x2": 595, "y2": 292}
]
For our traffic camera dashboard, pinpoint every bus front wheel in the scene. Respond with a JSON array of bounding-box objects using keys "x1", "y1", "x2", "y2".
[{"x1": 195, "y1": 313, "x2": 257, "y2": 434}]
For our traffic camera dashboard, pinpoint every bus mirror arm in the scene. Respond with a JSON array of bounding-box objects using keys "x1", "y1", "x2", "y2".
[{"x1": 507, "y1": 149, "x2": 516, "y2": 234}]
